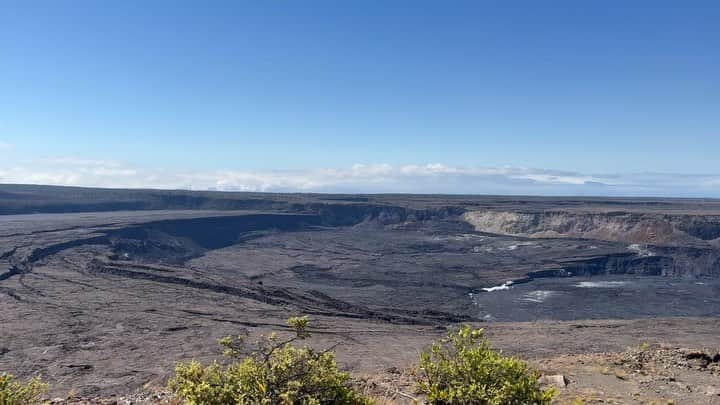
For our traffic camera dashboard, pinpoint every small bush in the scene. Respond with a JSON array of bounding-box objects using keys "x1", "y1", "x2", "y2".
[
  {"x1": 0, "y1": 372, "x2": 49, "y2": 405},
  {"x1": 170, "y1": 316, "x2": 372, "y2": 405},
  {"x1": 417, "y1": 325, "x2": 555, "y2": 404}
]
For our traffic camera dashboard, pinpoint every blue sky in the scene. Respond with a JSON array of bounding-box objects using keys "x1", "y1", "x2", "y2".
[{"x1": 1, "y1": 1, "x2": 719, "y2": 195}]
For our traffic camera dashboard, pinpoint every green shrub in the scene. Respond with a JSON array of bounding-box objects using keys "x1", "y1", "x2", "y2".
[
  {"x1": 418, "y1": 325, "x2": 555, "y2": 405},
  {"x1": 0, "y1": 372, "x2": 49, "y2": 405},
  {"x1": 170, "y1": 316, "x2": 372, "y2": 405}
]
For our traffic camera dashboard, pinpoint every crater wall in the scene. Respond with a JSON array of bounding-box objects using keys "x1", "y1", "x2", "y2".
[{"x1": 463, "y1": 210, "x2": 720, "y2": 247}]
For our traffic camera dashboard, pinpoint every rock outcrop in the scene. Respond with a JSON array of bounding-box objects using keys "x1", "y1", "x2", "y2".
[{"x1": 463, "y1": 210, "x2": 720, "y2": 248}]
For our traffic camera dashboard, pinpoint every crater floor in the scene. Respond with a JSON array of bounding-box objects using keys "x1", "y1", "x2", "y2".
[{"x1": 1, "y1": 187, "x2": 720, "y2": 398}]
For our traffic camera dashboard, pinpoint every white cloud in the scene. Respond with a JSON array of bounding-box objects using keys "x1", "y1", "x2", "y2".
[
  {"x1": 0, "y1": 142, "x2": 14, "y2": 151},
  {"x1": 514, "y1": 173, "x2": 609, "y2": 185},
  {"x1": 35, "y1": 157, "x2": 123, "y2": 167},
  {"x1": 0, "y1": 158, "x2": 719, "y2": 197}
]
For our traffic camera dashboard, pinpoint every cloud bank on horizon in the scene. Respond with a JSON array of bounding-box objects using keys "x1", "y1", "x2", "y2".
[{"x1": 0, "y1": 158, "x2": 719, "y2": 198}]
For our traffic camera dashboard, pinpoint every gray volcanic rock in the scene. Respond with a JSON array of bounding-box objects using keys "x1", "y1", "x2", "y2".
[
  {"x1": 463, "y1": 210, "x2": 720, "y2": 247},
  {"x1": 2, "y1": 185, "x2": 720, "y2": 396}
]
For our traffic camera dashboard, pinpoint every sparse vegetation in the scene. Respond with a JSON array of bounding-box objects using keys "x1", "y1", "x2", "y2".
[
  {"x1": 0, "y1": 372, "x2": 48, "y2": 405},
  {"x1": 169, "y1": 320, "x2": 557, "y2": 404},
  {"x1": 169, "y1": 316, "x2": 372, "y2": 405},
  {"x1": 417, "y1": 325, "x2": 555, "y2": 404}
]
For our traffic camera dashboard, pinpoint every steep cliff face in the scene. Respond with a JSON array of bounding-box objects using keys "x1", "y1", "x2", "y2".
[
  {"x1": 462, "y1": 210, "x2": 720, "y2": 277},
  {"x1": 312, "y1": 203, "x2": 464, "y2": 226},
  {"x1": 553, "y1": 249, "x2": 720, "y2": 278},
  {"x1": 463, "y1": 210, "x2": 720, "y2": 248}
]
